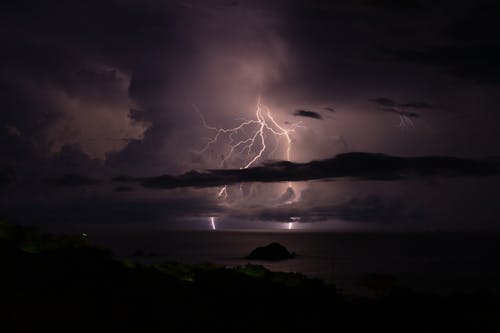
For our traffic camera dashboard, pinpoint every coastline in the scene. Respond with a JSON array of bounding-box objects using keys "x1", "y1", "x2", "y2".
[{"x1": 1, "y1": 221, "x2": 499, "y2": 332}]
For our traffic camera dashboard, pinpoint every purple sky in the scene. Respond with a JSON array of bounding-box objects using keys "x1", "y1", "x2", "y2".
[{"x1": 1, "y1": 0, "x2": 500, "y2": 231}]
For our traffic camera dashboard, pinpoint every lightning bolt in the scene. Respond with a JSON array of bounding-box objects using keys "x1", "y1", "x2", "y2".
[
  {"x1": 195, "y1": 96, "x2": 302, "y2": 198},
  {"x1": 288, "y1": 216, "x2": 300, "y2": 230},
  {"x1": 398, "y1": 114, "x2": 414, "y2": 128}
]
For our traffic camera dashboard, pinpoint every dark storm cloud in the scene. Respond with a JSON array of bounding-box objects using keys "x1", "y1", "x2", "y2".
[
  {"x1": 389, "y1": 44, "x2": 500, "y2": 84},
  {"x1": 369, "y1": 97, "x2": 437, "y2": 120},
  {"x1": 0, "y1": 168, "x2": 16, "y2": 187},
  {"x1": 292, "y1": 110, "x2": 323, "y2": 120},
  {"x1": 398, "y1": 102, "x2": 434, "y2": 109},
  {"x1": 370, "y1": 97, "x2": 434, "y2": 110},
  {"x1": 1, "y1": 195, "x2": 223, "y2": 225},
  {"x1": 269, "y1": 1, "x2": 447, "y2": 99},
  {"x1": 380, "y1": 108, "x2": 420, "y2": 119},
  {"x1": 115, "y1": 153, "x2": 500, "y2": 189},
  {"x1": 1, "y1": 0, "x2": 498, "y2": 174},
  {"x1": 0, "y1": 0, "x2": 186, "y2": 168},
  {"x1": 46, "y1": 174, "x2": 101, "y2": 188},
  {"x1": 380, "y1": 1, "x2": 500, "y2": 84},
  {"x1": 114, "y1": 186, "x2": 135, "y2": 193},
  {"x1": 1, "y1": 0, "x2": 500, "y2": 231},
  {"x1": 329, "y1": 195, "x2": 412, "y2": 223},
  {"x1": 360, "y1": 0, "x2": 424, "y2": 10},
  {"x1": 370, "y1": 97, "x2": 398, "y2": 107},
  {"x1": 250, "y1": 195, "x2": 416, "y2": 224},
  {"x1": 223, "y1": 0, "x2": 238, "y2": 7}
]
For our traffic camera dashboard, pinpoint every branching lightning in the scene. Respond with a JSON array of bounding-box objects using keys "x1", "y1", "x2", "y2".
[
  {"x1": 196, "y1": 97, "x2": 304, "y2": 230},
  {"x1": 398, "y1": 113, "x2": 415, "y2": 128},
  {"x1": 380, "y1": 108, "x2": 419, "y2": 129},
  {"x1": 195, "y1": 96, "x2": 302, "y2": 198}
]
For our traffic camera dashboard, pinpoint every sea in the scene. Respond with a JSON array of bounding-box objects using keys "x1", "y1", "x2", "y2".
[{"x1": 85, "y1": 230, "x2": 500, "y2": 297}]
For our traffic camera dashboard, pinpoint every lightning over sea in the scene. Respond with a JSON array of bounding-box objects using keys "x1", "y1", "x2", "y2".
[{"x1": 195, "y1": 97, "x2": 304, "y2": 230}]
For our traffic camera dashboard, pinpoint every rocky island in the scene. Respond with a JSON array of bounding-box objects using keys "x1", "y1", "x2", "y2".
[{"x1": 245, "y1": 242, "x2": 296, "y2": 261}]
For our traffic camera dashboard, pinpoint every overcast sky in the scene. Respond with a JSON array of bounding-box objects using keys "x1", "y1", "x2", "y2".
[{"x1": 1, "y1": 0, "x2": 500, "y2": 231}]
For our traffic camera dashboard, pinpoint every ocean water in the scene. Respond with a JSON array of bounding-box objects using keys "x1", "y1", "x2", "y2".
[{"x1": 89, "y1": 230, "x2": 500, "y2": 296}]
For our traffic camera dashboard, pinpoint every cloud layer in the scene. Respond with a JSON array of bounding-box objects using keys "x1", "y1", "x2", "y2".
[
  {"x1": 2, "y1": 1, "x2": 500, "y2": 230},
  {"x1": 113, "y1": 152, "x2": 500, "y2": 189}
]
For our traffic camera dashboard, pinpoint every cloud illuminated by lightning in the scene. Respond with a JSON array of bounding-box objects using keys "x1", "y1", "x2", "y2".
[{"x1": 195, "y1": 96, "x2": 302, "y2": 198}]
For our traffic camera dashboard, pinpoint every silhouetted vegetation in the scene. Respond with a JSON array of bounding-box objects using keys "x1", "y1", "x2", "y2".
[
  {"x1": 0, "y1": 220, "x2": 498, "y2": 332},
  {"x1": 359, "y1": 272, "x2": 400, "y2": 296}
]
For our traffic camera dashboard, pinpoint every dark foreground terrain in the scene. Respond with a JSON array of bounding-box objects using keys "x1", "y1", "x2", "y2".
[{"x1": 1, "y1": 220, "x2": 498, "y2": 332}]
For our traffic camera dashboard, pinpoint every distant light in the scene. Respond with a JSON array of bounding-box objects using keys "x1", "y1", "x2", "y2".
[
  {"x1": 210, "y1": 217, "x2": 216, "y2": 231},
  {"x1": 82, "y1": 233, "x2": 88, "y2": 238},
  {"x1": 288, "y1": 222, "x2": 293, "y2": 230}
]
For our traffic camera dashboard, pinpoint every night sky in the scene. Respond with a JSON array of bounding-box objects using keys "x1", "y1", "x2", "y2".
[{"x1": 2, "y1": 0, "x2": 500, "y2": 230}]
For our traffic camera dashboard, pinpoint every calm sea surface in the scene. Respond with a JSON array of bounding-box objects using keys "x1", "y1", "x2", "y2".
[{"x1": 89, "y1": 230, "x2": 500, "y2": 296}]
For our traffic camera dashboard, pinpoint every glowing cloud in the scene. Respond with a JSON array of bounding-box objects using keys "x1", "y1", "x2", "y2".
[{"x1": 195, "y1": 96, "x2": 302, "y2": 199}]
